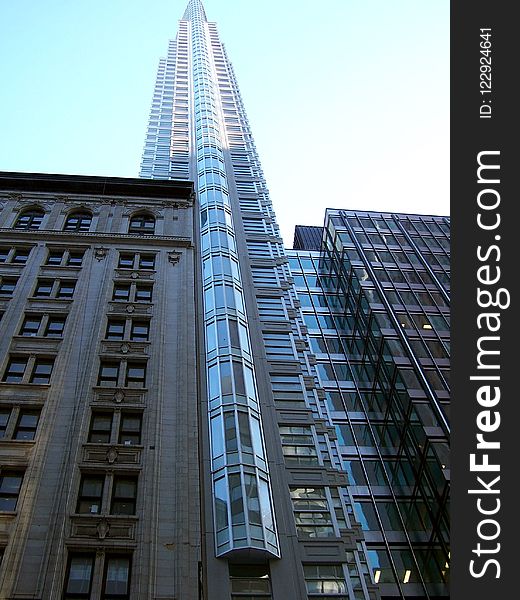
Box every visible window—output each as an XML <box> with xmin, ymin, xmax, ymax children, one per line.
<box><xmin>64</xmin><ymin>553</ymin><xmax>94</xmax><ymax>599</ymax></box>
<box><xmin>119</xmin><ymin>413</ymin><xmax>142</xmax><ymax>445</ymax></box>
<box><xmin>14</xmin><ymin>208</ymin><xmax>44</xmax><ymax>230</ymax></box>
<box><xmin>105</xmin><ymin>319</ymin><xmax>150</xmax><ymax>342</ymax></box>
<box><xmin>64</xmin><ymin>554</ymin><xmax>132</xmax><ymax>600</ymax></box>
<box><xmin>0</xmin><ymin>410</ymin><xmax>9</xmax><ymax>437</ymax></box>
<box><xmin>57</xmin><ymin>280</ymin><xmax>76</xmax><ymax>298</ymax></box>
<box><xmin>76</xmin><ymin>475</ymin><xmax>104</xmax><ymax>514</ymax></box>
<box><xmin>97</xmin><ymin>361</ymin><xmax>146</xmax><ymax>388</ymax></box>
<box><xmin>30</xmin><ymin>359</ymin><xmax>54</xmax><ymax>383</ymax></box>
<box><xmin>128</xmin><ymin>213</ymin><xmax>155</xmax><ymax>234</ymax></box>
<box><xmin>45</xmin><ymin>316</ymin><xmax>66</xmax><ymax>337</ymax></box>
<box><xmin>64</xmin><ymin>212</ymin><xmax>92</xmax><ymax>232</ymax></box>
<box><xmin>34</xmin><ymin>280</ymin><xmax>53</xmax><ymax>297</ymax></box>
<box><xmin>2</xmin><ymin>358</ymin><xmax>28</xmax><ymax>382</ymax></box>
<box><xmin>18</xmin><ymin>314</ymin><xmax>66</xmax><ymax>337</ymax></box>
<box><xmin>14</xmin><ymin>409</ymin><xmax>40</xmax><ymax>440</ymax></box>
<box><xmin>46</xmin><ymin>250</ymin><xmax>64</xmax><ymax>265</ymax></box>
<box><xmin>20</xmin><ymin>316</ymin><xmax>42</xmax><ymax>336</ymax></box>
<box><xmin>291</xmin><ymin>488</ymin><xmax>335</xmax><ymax>538</ymax></box>
<box><xmin>102</xmin><ymin>555</ymin><xmax>131</xmax><ymax>600</ymax></box>
<box><xmin>111</xmin><ymin>476</ymin><xmax>138</xmax><ymax>515</ymax></box>
<box><xmin>46</xmin><ymin>249</ymin><xmax>84</xmax><ymax>267</ymax></box>
<box><xmin>106</xmin><ymin>319</ymin><xmax>125</xmax><ymax>340</ymax></box>
<box><xmin>98</xmin><ymin>362</ymin><xmax>120</xmax><ymax>387</ymax></box>
<box><xmin>0</xmin><ymin>470</ymin><xmax>24</xmax><ymax>511</ymax></box>
<box><xmin>125</xmin><ymin>363</ymin><xmax>146</xmax><ymax>388</ymax></box>
<box><xmin>135</xmin><ymin>284</ymin><xmax>152</xmax><ymax>302</ymax></box>
<box><xmin>2</xmin><ymin>357</ymin><xmax>54</xmax><ymax>383</ymax></box>
<box><xmin>87</xmin><ymin>411</ymin><xmax>142</xmax><ymax>445</ymax></box>
<box><xmin>0</xmin><ymin>277</ymin><xmax>18</xmax><ymax>297</ymax></box>
<box><xmin>112</xmin><ymin>284</ymin><xmax>130</xmax><ymax>301</ymax></box>
<box><xmin>112</xmin><ymin>283</ymin><xmax>153</xmax><ymax>303</ymax></box>
<box><xmin>130</xmin><ymin>321</ymin><xmax>149</xmax><ymax>341</ymax></box>
<box><xmin>33</xmin><ymin>279</ymin><xmax>76</xmax><ymax>299</ymax></box>
<box><xmin>11</xmin><ymin>248</ymin><xmax>30</xmax><ymax>264</ymax></box>
<box><xmin>280</xmin><ymin>426</ymin><xmax>319</xmax><ymax>465</ymax></box>
<box><xmin>304</xmin><ymin>564</ymin><xmax>348</xmax><ymax>597</ymax></box>
<box><xmin>88</xmin><ymin>412</ymin><xmax>113</xmax><ymax>443</ymax></box>
<box><xmin>117</xmin><ymin>252</ymin><xmax>156</xmax><ymax>270</ymax></box>
<box><xmin>229</xmin><ymin>564</ymin><xmax>272</xmax><ymax>599</ymax></box>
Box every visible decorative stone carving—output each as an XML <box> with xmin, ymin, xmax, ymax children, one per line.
<box><xmin>113</xmin><ymin>389</ymin><xmax>125</xmax><ymax>403</ymax></box>
<box><xmin>94</xmin><ymin>247</ymin><xmax>108</xmax><ymax>261</ymax></box>
<box><xmin>126</xmin><ymin>305</ymin><xmax>135</xmax><ymax>314</ymax></box>
<box><xmin>130</xmin><ymin>271</ymin><xmax>139</xmax><ymax>279</ymax></box>
<box><xmin>107</xmin><ymin>447</ymin><xmax>119</xmax><ymax>464</ymax></box>
<box><xmin>168</xmin><ymin>251</ymin><xmax>182</xmax><ymax>265</ymax></box>
<box><xmin>97</xmin><ymin>520</ymin><xmax>110</xmax><ymax>540</ymax></box>
<box><xmin>120</xmin><ymin>343</ymin><xmax>130</xmax><ymax>354</ymax></box>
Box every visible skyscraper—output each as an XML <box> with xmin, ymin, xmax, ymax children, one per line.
<box><xmin>0</xmin><ymin>1</ymin><xmax>449</xmax><ymax>598</ymax></box>
<box><xmin>138</xmin><ymin>1</ymin><xmax>450</xmax><ymax>598</ymax></box>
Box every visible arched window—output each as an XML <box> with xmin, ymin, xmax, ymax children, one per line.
<box><xmin>129</xmin><ymin>213</ymin><xmax>155</xmax><ymax>234</ymax></box>
<box><xmin>14</xmin><ymin>208</ymin><xmax>45</xmax><ymax>230</ymax></box>
<box><xmin>64</xmin><ymin>211</ymin><xmax>92</xmax><ymax>232</ymax></box>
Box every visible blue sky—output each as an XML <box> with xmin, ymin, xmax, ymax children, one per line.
<box><xmin>0</xmin><ymin>0</ymin><xmax>449</xmax><ymax>245</ymax></box>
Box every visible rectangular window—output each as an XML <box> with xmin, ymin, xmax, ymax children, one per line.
<box><xmin>68</xmin><ymin>251</ymin><xmax>84</xmax><ymax>266</ymax></box>
<box><xmin>57</xmin><ymin>280</ymin><xmax>76</xmax><ymax>298</ymax></box>
<box><xmin>138</xmin><ymin>254</ymin><xmax>155</xmax><ymax>269</ymax></box>
<box><xmin>14</xmin><ymin>410</ymin><xmax>40</xmax><ymax>440</ymax></box>
<box><xmin>30</xmin><ymin>359</ymin><xmax>54</xmax><ymax>384</ymax></box>
<box><xmin>0</xmin><ymin>277</ymin><xmax>18</xmax><ymax>296</ymax></box>
<box><xmin>46</xmin><ymin>250</ymin><xmax>65</xmax><ymax>265</ymax></box>
<box><xmin>229</xmin><ymin>564</ymin><xmax>272</xmax><ymax>599</ymax></box>
<box><xmin>304</xmin><ymin>564</ymin><xmax>348</xmax><ymax>597</ymax></box>
<box><xmin>106</xmin><ymin>319</ymin><xmax>125</xmax><ymax>340</ymax></box>
<box><xmin>98</xmin><ymin>362</ymin><xmax>120</xmax><ymax>387</ymax></box>
<box><xmin>20</xmin><ymin>316</ymin><xmax>42</xmax><ymax>336</ymax></box>
<box><xmin>34</xmin><ymin>280</ymin><xmax>53</xmax><ymax>297</ymax></box>
<box><xmin>0</xmin><ymin>410</ymin><xmax>10</xmax><ymax>438</ymax></box>
<box><xmin>77</xmin><ymin>475</ymin><xmax>104</xmax><ymax>514</ymax></box>
<box><xmin>88</xmin><ymin>412</ymin><xmax>113</xmax><ymax>443</ymax></box>
<box><xmin>290</xmin><ymin>487</ymin><xmax>335</xmax><ymax>538</ymax></box>
<box><xmin>11</xmin><ymin>249</ymin><xmax>29</xmax><ymax>264</ymax></box>
<box><xmin>130</xmin><ymin>321</ymin><xmax>149</xmax><ymax>341</ymax></box>
<box><xmin>125</xmin><ymin>363</ymin><xmax>146</xmax><ymax>388</ymax></box>
<box><xmin>102</xmin><ymin>555</ymin><xmax>131</xmax><ymax>600</ymax></box>
<box><xmin>111</xmin><ymin>477</ymin><xmax>138</xmax><ymax>515</ymax></box>
<box><xmin>135</xmin><ymin>284</ymin><xmax>152</xmax><ymax>302</ymax></box>
<box><xmin>64</xmin><ymin>553</ymin><xmax>95</xmax><ymax>599</ymax></box>
<box><xmin>45</xmin><ymin>316</ymin><xmax>66</xmax><ymax>337</ymax></box>
<box><xmin>118</xmin><ymin>254</ymin><xmax>135</xmax><ymax>269</ymax></box>
<box><xmin>113</xmin><ymin>284</ymin><xmax>131</xmax><ymax>301</ymax></box>
<box><xmin>119</xmin><ymin>413</ymin><xmax>142</xmax><ymax>446</ymax></box>
<box><xmin>0</xmin><ymin>470</ymin><xmax>24</xmax><ymax>511</ymax></box>
<box><xmin>2</xmin><ymin>358</ymin><xmax>28</xmax><ymax>382</ymax></box>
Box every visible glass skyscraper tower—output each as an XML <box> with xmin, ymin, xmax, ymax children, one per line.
<box><xmin>137</xmin><ymin>1</ymin><xmax>450</xmax><ymax>599</ymax></box>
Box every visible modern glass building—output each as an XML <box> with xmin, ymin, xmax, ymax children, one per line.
<box><xmin>0</xmin><ymin>1</ymin><xmax>449</xmax><ymax>598</ymax></box>
<box><xmin>137</xmin><ymin>0</ymin><xmax>450</xmax><ymax>597</ymax></box>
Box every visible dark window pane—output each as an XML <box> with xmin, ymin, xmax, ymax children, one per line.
<box><xmin>113</xmin><ymin>285</ymin><xmax>130</xmax><ymax>301</ymax></box>
<box><xmin>3</xmin><ymin>358</ymin><xmax>27</xmax><ymax>382</ymax></box>
<box><xmin>34</xmin><ymin>280</ymin><xmax>53</xmax><ymax>297</ymax></box>
<box><xmin>20</xmin><ymin>316</ymin><xmax>42</xmax><ymax>336</ymax></box>
<box><xmin>45</xmin><ymin>317</ymin><xmax>66</xmax><ymax>337</ymax></box>
<box><xmin>65</xmin><ymin>554</ymin><xmax>94</xmax><ymax>596</ymax></box>
<box><xmin>31</xmin><ymin>359</ymin><xmax>54</xmax><ymax>384</ymax></box>
<box><xmin>46</xmin><ymin>251</ymin><xmax>64</xmax><ymax>265</ymax></box>
<box><xmin>14</xmin><ymin>410</ymin><xmax>40</xmax><ymax>440</ymax></box>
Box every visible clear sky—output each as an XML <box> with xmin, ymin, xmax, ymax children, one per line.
<box><xmin>0</xmin><ymin>0</ymin><xmax>449</xmax><ymax>246</ymax></box>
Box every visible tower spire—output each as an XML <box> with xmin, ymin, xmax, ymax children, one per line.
<box><xmin>182</xmin><ymin>0</ymin><xmax>207</xmax><ymax>21</ymax></box>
